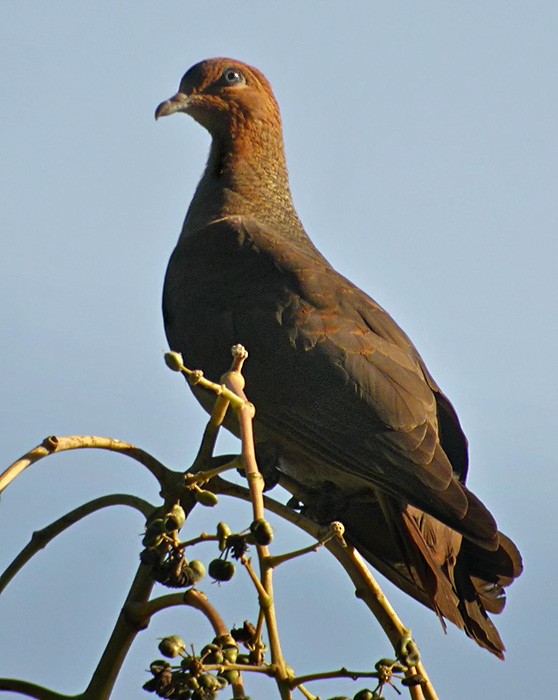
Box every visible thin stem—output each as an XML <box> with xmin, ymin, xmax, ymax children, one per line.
<box><xmin>297</xmin><ymin>684</ymin><xmax>318</xmax><ymax>700</ymax></box>
<box><xmin>0</xmin><ymin>679</ymin><xmax>76</xmax><ymax>699</ymax></box>
<box><xmin>192</xmin><ymin>394</ymin><xmax>232</xmax><ymax>469</ymax></box>
<box><xmin>0</xmin><ymin>436</ymin><xmax>170</xmax><ymax>495</ymax></box>
<box><xmin>177</xmin><ymin>532</ymin><xmax>218</xmax><ymax>549</ymax></box>
<box><xmin>290</xmin><ymin>667</ymin><xmax>380</xmax><ymax>687</ymax></box>
<box><xmin>210</xmin><ymin>476</ymin><xmax>437</xmax><ymax>700</ymax></box>
<box><xmin>186</xmin><ymin>456</ymin><xmax>243</xmax><ymax>485</ymax></box>
<box><xmin>265</xmin><ymin>542</ymin><xmax>322</xmax><ymax>569</ymax></box>
<box><xmin>0</xmin><ymin>494</ymin><xmax>153</xmax><ymax>595</ymax></box>
<box><xmin>221</xmin><ymin>353</ymin><xmax>291</xmax><ymax>700</ymax></box>
<box><xmin>81</xmin><ymin>564</ymin><xmax>154</xmax><ymax>700</ymax></box>
<box><xmin>241</xmin><ymin>556</ymin><xmax>271</xmax><ymax>602</ymax></box>
<box><xmin>128</xmin><ymin>588</ymin><xmax>229</xmax><ymax>637</ymax></box>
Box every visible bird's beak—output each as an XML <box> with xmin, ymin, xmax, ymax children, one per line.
<box><xmin>155</xmin><ymin>92</ymin><xmax>190</xmax><ymax>120</ymax></box>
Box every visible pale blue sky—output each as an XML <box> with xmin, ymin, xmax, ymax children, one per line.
<box><xmin>1</xmin><ymin>3</ymin><xmax>556</xmax><ymax>699</ymax></box>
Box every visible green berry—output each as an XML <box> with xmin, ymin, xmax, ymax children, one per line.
<box><xmin>250</xmin><ymin>518</ymin><xmax>274</xmax><ymax>546</ymax></box>
<box><xmin>158</xmin><ymin>635</ymin><xmax>186</xmax><ymax>658</ymax></box>
<box><xmin>208</xmin><ymin>559</ymin><xmax>235</xmax><ymax>582</ymax></box>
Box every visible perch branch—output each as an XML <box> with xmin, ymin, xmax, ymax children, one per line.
<box><xmin>0</xmin><ymin>436</ymin><xmax>171</xmax><ymax>495</ymax></box>
<box><xmin>210</xmin><ymin>475</ymin><xmax>436</xmax><ymax>700</ymax></box>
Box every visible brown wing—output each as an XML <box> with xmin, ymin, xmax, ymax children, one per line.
<box><xmin>164</xmin><ymin>215</ymin><xmax>496</xmax><ymax>547</ymax></box>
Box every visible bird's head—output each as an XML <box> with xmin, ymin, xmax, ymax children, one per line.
<box><xmin>155</xmin><ymin>58</ymin><xmax>282</xmax><ymax>140</ymax></box>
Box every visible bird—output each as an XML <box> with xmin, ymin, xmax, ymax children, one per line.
<box><xmin>155</xmin><ymin>58</ymin><xmax>522</xmax><ymax>658</ymax></box>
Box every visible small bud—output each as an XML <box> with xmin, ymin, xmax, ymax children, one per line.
<box><xmin>198</xmin><ymin>673</ymin><xmax>222</xmax><ymax>690</ymax></box>
<box><xmin>185</xmin><ymin>675</ymin><xmax>199</xmax><ymax>690</ymax></box>
<box><xmin>142</xmin><ymin>531</ymin><xmax>165</xmax><ymax>549</ymax></box>
<box><xmin>353</xmin><ymin>691</ymin><xmax>375</xmax><ymax>700</ymax></box>
<box><xmin>401</xmin><ymin>674</ymin><xmax>426</xmax><ymax>687</ymax></box>
<box><xmin>202</xmin><ymin>646</ymin><xmax>224</xmax><ymax>664</ymax></box>
<box><xmin>214</xmin><ymin>633</ymin><xmax>237</xmax><ymax>649</ymax></box>
<box><xmin>217</xmin><ymin>522</ymin><xmax>232</xmax><ymax>551</ymax></box>
<box><xmin>164</xmin><ymin>504</ymin><xmax>186</xmax><ymax>531</ymax></box>
<box><xmin>218</xmin><ymin>669</ymin><xmax>240</xmax><ymax>684</ymax></box>
<box><xmin>149</xmin><ymin>660</ymin><xmax>171</xmax><ymax>676</ymax></box>
<box><xmin>194</xmin><ymin>489</ymin><xmax>219</xmax><ymax>507</ymax></box>
<box><xmin>164</xmin><ymin>351</ymin><xmax>184</xmax><ymax>372</ymax></box>
<box><xmin>328</xmin><ymin>520</ymin><xmax>345</xmax><ymax>539</ymax></box>
<box><xmin>187</xmin><ymin>560</ymin><xmax>206</xmax><ymax>582</ymax></box>
<box><xmin>222</xmin><ymin>645</ymin><xmax>239</xmax><ymax>663</ymax></box>
<box><xmin>375</xmin><ymin>658</ymin><xmax>396</xmax><ymax>671</ymax></box>
<box><xmin>158</xmin><ymin>635</ymin><xmax>186</xmax><ymax>658</ymax></box>
<box><xmin>250</xmin><ymin>518</ymin><xmax>274</xmax><ymax>546</ymax></box>
<box><xmin>208</xmin><ymin>559</ymin><xmax>235</xmax><ymax>581</ymax></box>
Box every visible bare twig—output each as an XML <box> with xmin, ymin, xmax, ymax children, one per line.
<box><xmin>0</xmin><ymin>436</ymin><xmax>170</xmax><ymax>494</ymax></box>
<box><xmin>221</xmin><ymin>346</ymin><xmax>292</xmax><ymax>700</ymax></box>
<box><xmin>210</xmin><ymin>475</ymin><xmax>437</xmax><ymax>700</ymax></box>
<box><xmin>127</xmin><ymin>588</ymin><xmax>229</xmax><ymax>637</ymax></box>
<box><xmin>0</xmin><ymin>679</ymin><xmax>74</xmax><ymax>700</ymax></box>
<box><xmin>81</xmin><ymin>564</ymin><xmax>154</xmax><ymax>700</ymax></box>
<box><xmin>0</xmin><ymin>493</ymin><xmax>153</xmax><ymax>594</ymax></box>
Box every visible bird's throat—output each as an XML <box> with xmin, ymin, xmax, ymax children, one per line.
<box><xmin>184</xmin><ymin>126</ymin><xmax>305</xmax><ymax>238</ymax></box>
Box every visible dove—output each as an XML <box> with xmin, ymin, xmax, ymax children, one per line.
<box><xmin>156</xmin><ymin>58</ymin><xmax>522</xmax><ymax>657</ymax></box>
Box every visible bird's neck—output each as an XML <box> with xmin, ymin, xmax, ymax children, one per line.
<box><xmin>183</xmin><ymin>123</ymin><xmax>308</xmax><ymax>241</ymax></box>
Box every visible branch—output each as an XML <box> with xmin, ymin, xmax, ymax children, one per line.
<box><xmin>128</xmin><ymin>588</ymin><xmax>229</xmax><ymax>638</ymax></box>
<box><xmin>0</xmin><ymin>436</ymin><xmax>172</xmax><ymax>495</ymax></box>
<box><xmin>0</xmin><ymin>494</ymin><xmax>153</xmax><ymax>595</ymax></box>
<box><xmin>210</xmin><ymin>476</ymin><xmax>437</xmax><ymax>700</ymax></box>
<box><xmin>221</xmin><ymin>346</ymin><xmax>292</xmax><ymax>700</ymax></box>
<box><xmin>81</xmin><ymin>564</ymin><xmax>155</xmax><ymax>700</ymax></box>
<box><xmin>0</xmin><ymin>679</ymin><xmax>75</xmax><ymax>700</ymax></box>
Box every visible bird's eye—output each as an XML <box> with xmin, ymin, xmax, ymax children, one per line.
<box><xmin>222</xmin><ymin>68</ymin><xmax>245</xmax><ymax>85</ymax></box>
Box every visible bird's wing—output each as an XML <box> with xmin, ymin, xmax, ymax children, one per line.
<box><xmin>164</xmin><ymin>215</ymin><xmax>496</xmax><ymax>545</ymax></box>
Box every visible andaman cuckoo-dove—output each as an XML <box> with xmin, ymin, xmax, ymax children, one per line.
<box><xmin>156</xmin><ymin>58</ymin><xmax>522</xmax><ymax>658</ymax></box>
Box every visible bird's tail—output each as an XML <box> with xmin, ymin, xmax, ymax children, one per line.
<box><xmin>339</xmin><ymin>491</ymin><xmax>523</xmax><ymax>658</ymax></box>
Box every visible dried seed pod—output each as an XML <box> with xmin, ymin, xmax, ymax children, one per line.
<box><xmin>230</xmin><ymin>620</ymin><xmax>256</xmax><ymax>644</ymax></box>
<box><xmin>226</xmin><ymin>533</ymin><xmax>249</xmax><ymax>559</ymax></box>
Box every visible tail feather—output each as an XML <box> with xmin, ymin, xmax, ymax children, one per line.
<box><xmin>334</xmin><ymin>492</ymin><xmax>521</xmax><ymax>658</ymax></box>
